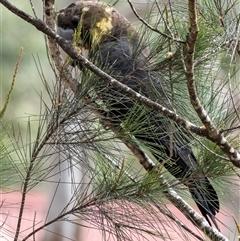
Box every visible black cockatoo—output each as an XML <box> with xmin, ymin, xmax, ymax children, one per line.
<box><xmin>57</xmin><ymin>1</ymin><xmax>219</xmax><ymax>229</ymax></box>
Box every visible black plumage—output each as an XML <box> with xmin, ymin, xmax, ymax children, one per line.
<box><xmin>57</xmin><ymin>1</ymin><xmax>219</xmax><ymax>229</ymax></box>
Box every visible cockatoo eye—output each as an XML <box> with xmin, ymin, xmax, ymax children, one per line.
<box><xmin>71</xmin><ymin>15</ymin><xmax>80</xmax><ymax>27</ymax></box>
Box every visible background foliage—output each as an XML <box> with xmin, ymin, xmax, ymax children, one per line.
<box><xmin>1</xmin><ymin>1</ymin><xmax>240</xmax><ymax>241</ymax></box>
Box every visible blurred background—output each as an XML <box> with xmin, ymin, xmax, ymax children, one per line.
<box><xmin>1</xmin><ymin>1</ymin><xmax>239</xmax><ymax>241</ymax></box>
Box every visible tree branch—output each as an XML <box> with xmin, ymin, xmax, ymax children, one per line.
<box><xmin>109</xmin><ymin>139</ymin><xmax>228</xmax><ymax>240</ymax></box>
<box><xmin>42</xmin><ymin>1</ymin><xmax>228</xmax><ymax>239</ymax></box>
<box><xmin>1</xmin><ymin>0</ymin><xmax>240</xmax><ymax>168</ymax></box>
<box><xmin>0</xmin><ymin>0</ymin><xmax>235</xmax><ymax>239</ymax></box>
<box><xmin>1</xmin><ymin>0</ymin><xmax>240</xmax><ymax>166</ymax></box>
<box><xmin>184</xmin><ymin>0</ymin><xmax>240</xmax><ymax>167</ymax></box>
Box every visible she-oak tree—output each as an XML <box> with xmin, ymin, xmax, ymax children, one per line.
<box><xmin>0</xmin><ymin>0</ymin><xmax>240</xmax><ymax>241</ymax></box>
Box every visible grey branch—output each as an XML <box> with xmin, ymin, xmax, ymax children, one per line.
<box><xmin>1</xmin><ymin>0</ymin><xmax>239</xmax><ymax>163</ymax></box>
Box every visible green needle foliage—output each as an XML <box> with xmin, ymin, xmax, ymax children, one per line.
<box><xmin>1</xmin><ymin>0</ymin><xmax>240</xmax><ymax>241</ymax></box>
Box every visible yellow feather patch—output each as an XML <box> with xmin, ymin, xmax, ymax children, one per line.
<box><xmin>82</xmin><ymin>6</ymin><xmax>89</xmax><ymax>12</ymax></box>
<box><xmin>90</xmin><ymin>6</ymin><xmax>113</xmax><ymax>46</ymax></box>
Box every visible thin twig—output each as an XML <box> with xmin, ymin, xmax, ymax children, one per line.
<box><xmin>44</xmin><ymin>0</ymin><xmax>77</xmax><ymax>92</ymax></box>
<box><xmin>0</xmin><ymin>47</ymin><xmax>23</xmax><ymax>119</ymax></box>
<box><xmin>126</xmin><ymin>0</ymin><xmax>185</xmax><ymax>44</ymax></box>
<box><xmin>232</xmin><ymin>214</ymin><xmax>240</xmax><ymax>240</ymax></box>
<box><xmin>226</xmin><ymin>20</ymin><xmax>240</xmax><ymax>122</ymax></box>
<box><xmin>29</xmin><ymin>0</ymin><xmax>37</xmax><ymax>18</ymax></box>
<box><xmin>152</xmin><ymin>201</ymin><xmax>205</xmax><ymax>241</ymax></box>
